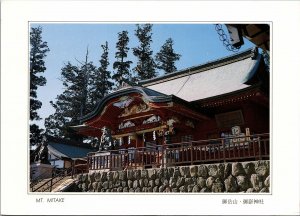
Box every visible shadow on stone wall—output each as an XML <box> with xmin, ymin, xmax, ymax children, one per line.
<box><xmin>71</xmin><ymin>160</ymin><xmax>270</xmax><ymax>193</ymax></box>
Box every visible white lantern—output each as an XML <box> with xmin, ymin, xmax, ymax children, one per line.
<box><xmin>153</xmin><ymin>131</ymin><xmax>156</xmax><ymax>141</ymax></box>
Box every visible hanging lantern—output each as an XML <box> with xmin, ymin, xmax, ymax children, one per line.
<box><xmin>119</xmin><ymin>137</ymin><xmax>123</xmax><ymax>146</ymax></box>
<box><xmin>153</xmin><ymin>131</ymin><xmax>156</xmax><ymax>141</ymax></box>
<box><xmin>128</xmin><ymin>136</ymin><xmax>131</xmax><ymax>144</ymax></box>
<box><xmin>143</xmin><ymin>133</ymin><xmax>145</xmax><ymax>142</ymax></box>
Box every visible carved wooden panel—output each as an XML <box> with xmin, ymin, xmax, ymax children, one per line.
<box><xmin>119</xmin><ymin>103</ymin><xmax>150</xmax><ymax>117</ymax></box>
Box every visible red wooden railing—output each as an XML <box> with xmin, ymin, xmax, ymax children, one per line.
<box><xmin>87</xmin><ymin>133</ymin><xmax>269</xmax><ymax>171</ymax></box>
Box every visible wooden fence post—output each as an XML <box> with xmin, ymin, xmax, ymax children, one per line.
<box><xmin>71</xmin><ymin>160</ymin><xmax>74</xmax><ymax>179</ymax></box>
<box><xmin>258</xmin><ymin>137</ymin><xmax>262</xmax><ymax>160</ymax></box>
<box><xmin>190</xmin><ymin>142</ymin><xmax>193</xmax><ymax>165</ymax></box>
<box><xmin>49</xmin><ymin>170</ymin><xmax>54</xmax><ymax>192</ymax></box>
<box><xmin>222</xmin><ymin>139</ymin><xmax>226</xmax><ymax>163</ymax></box>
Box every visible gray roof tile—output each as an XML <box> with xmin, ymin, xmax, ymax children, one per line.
<box><xmin>144</xmin><ymin>52</ymin><xmax>261</xmax><ymax>102</ymax></box>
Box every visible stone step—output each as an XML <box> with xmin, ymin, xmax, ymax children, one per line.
<box><xmin>31</xmin><ymin>176</ymin><xmax>72</xmax><ymax>192</ymax></box>
<box><xmin>30</xmin><ymin>178</ymin><xmax>52</xmax><ymax>192</ymax></box>
<box><xmin>52</xmin><ymin>177</ymin><xmax>75</xmax><ymax>192</ymax></box>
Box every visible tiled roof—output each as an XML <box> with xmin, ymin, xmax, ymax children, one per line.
<box><xmin>48</xmin><ymin>141</ymin><xmax>91</xmax><ymax>160</ymax></box>
<box><xmin>141</xmin><ymin>48</ymin><xmax>262</xmax><ymax>102</ymax></box>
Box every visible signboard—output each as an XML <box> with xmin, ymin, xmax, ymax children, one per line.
<box><xmin>215</xmin><ymin>110</ymin><xmax>244</xmax><ymax>129</ymax></box>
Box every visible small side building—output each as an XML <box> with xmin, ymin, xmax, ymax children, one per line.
<box><xmin>47</xmin><ymin>137</ymin><xmax>94</xmax><ymax>174</ymax></box>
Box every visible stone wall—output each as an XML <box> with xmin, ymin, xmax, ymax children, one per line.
<box><xmin>72</xmin><ymin>160</ymin><xmax>270</xmax><ymax>193</ymax></box>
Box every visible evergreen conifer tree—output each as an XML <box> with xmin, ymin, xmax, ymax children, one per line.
<box><xmin>30</xmin><ymin>26</ymin><xmax>50</xmax><ymax>146</ymax></box>
<box><xmin>262</xmin><ymin>50</ymin><xmax>270</xmax><ymax>72</ymax></box>
<box><xmin>132</xmin><ymin>24</ymin><xmax>156</xmax><ymax>80</ymax></box>
<box><xmin>45</xmin><ymin>50</ymin><xmax>96</xmax><ymax>140</ymax></box>
<box><xmin>155</xmin><ymin>38</ymin><xmax>181</xmax><ymax>74</ymax></box>
<box><xmin>89</xmin><ymin>41</ymin><xmax>113</xmax><ymax>108</ymax></box>
<box><xmin>112</xmin><ymin>31</ymin><xmax>132</xmax><ymax>87</ymax></box>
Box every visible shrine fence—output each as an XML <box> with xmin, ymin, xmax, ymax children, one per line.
<box><xmin>87</xmin><ymin>133</ymin><xmax>270</xmax><ymax>171</ymax></box>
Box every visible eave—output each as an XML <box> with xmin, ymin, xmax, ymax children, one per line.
<box><xmin>193</xmin><ymin>83</ymin><xmax>267</xmax><ymax>108</ymax></box>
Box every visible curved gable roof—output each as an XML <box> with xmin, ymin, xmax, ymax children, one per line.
<box><xmin>79</xmin><ymin>86</ymin><xmax>183</xmax><ymax>122</ymax></box>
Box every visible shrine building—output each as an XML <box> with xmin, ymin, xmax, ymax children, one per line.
<box><xmin>71</xmin><ymin>47</ymin><xmax>270</xmax><ymax>171</ymax></box>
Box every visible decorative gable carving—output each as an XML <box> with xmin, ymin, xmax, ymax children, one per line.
<box><xmin>113</xmin><ymin>96</ymin><xmax>133</xmax><ymax>108</ymax></box>
<box><xmin>143</xmin><ymin>115</ymin><xmax>161</xmax><ymax>124</ymax></box>
<box><xmin>118</xmin><ymin>121</ymin><xmax>135</xmax><ymax>129</ymax></box>
<box><xmin>119</xmin><ymin>103</ymin><xmax>150</xmax><ymax>117</ymax></box>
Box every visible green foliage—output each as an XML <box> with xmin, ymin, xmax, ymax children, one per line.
<box><xmin>155</xmin><ymin>38</ymin><xmax>181</xmax><ymax>74</ymax></box>
<box><xmin>132</xmin><ymin>24</ymin><xmax>156</xmax><ymax>80</ymax></box>
<box><xmin>262</xmin><ymin>50</ymin><xmax>270</xmax><ymax>72</ymax></box>
<box><xmin>30</xmin><ymin>124</ymin><xmax>45</xmax><ymax>146</ymax></box>
<box><xmin>112</xmin><ymin>31</ymin><xmax>132</xmax><ymax>87</ymax></box>
<box><xmin>45</xmin><ymin>57</ymin><xmax>96</xmax><ymax>139</ymax></box>
<box><xmin>30</xmin><ymin>26</ymin><xmax>49</xmax><ymax>145</ymax></box>
<box><xmin>30</xmin><ymin>26</ymin><xmax>49</xmax><ymax>121</ymax></box>
<box><xmin>89</xmin><ymin>41</ymin><xmax>113</xmax><ymax>108</ymax></box>
<box><xmin>45</xmin><ymin>44</ymin><xmax>113</xmax><ymax>140</ymax></box>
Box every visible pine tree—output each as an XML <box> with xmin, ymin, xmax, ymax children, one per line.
<box><xmin>112</xmin><ymin>31</ymin><xmax>132</xmax><ymax>87</ymax></box>
<box><xmin>132</xmin><ymin>24</ymin><xmax>156</xmax><ymax>80</ymax></box>
<box><xmin>44</xmin><ymin>63</ymin><xmax>80</xmax><ymax>138</ymax></box>
<box><xmin>78</xmin><ymin>49</ymin><xmax>97</xmax><ymax>116</ymax></box>
<box><xmin>155</xmin><ymin>38</ymin><xmax>181</xmax><ymax>74</ymax></box>
<box><xmin>30</xmin><ymin>26</ymin><xmax>49</xmax><ymax>146</ymax></box>
<box><xmin>262</xmin><ymin>50</ymin><xmax>270</xmax><ymax>72</ymax></box>
<box><xmin>45</xmin><ymin>51</ymin><xmax>96</xmax><ymax>139</ymax></box>
<box><xmin>89</xmin><ymin>41</ymin><xmax>113</xmax><ymax>108</ymax></box>
<box><xmin>30</xmin><ymin>124</ymin><xmax>45</xmax><ymax>146</ymax></box>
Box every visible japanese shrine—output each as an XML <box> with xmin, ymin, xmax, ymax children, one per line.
<box><xmin>71</xmin><ymin>47</ymin><xmax>270</xmax><ymax>171</ymax></box>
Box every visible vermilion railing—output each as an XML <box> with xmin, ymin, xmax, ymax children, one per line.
<box><xmin>87</xmin><ymin>133</ymin><xmax>269</xmax><ymax>171</ymax></box>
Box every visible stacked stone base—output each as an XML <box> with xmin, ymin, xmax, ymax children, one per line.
<box><xmin>73</xmin><ymin>160</ymin><xmax>270</xmax><ymax>193</ymax></box>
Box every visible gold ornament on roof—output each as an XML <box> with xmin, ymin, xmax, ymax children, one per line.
<box><xmin>119</xmin><ymin>103</ymin><xmax>150</xmax><ymax>117</ymax></box>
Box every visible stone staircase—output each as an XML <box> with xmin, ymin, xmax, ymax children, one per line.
<box><xmin>30</xmin><ymin>176</ymin><xmax>73</xmax><ymax>192</ymax></box>
<box><xmin>52</xmin><ymin>177</ymin><xmax>76</xmax><ymax>192</ymax></box>
<box><xmin>30</xmin><ymin>167</ymin><xmax>74</xmax><ymax>192</ymax></box>
<box><xmin>30</xmin><ymin>177</ymin><xmax>52</xmax><ymax>192</ymax></box>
